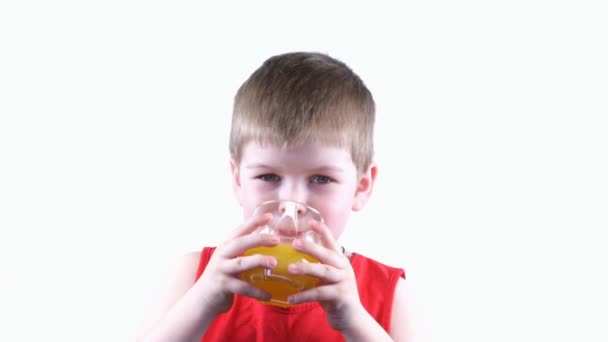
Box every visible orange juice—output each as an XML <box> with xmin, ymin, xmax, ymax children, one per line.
<box><xmin>241</xmin><ymin>242</ymin><xmax>320</xmax><ymax>307</ymax></box>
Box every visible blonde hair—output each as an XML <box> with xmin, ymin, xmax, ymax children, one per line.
<box><xmin>229</xmin><ymin>52</ymin><xmax>375</xmax><ymax>173</ymax></box>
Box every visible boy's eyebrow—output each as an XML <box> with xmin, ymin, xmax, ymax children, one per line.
<box><xmin>244</xmin><ymin>163</ymin><xmax>275</xmax><ymax>169</ymax></box>
<box><xmin>245</xmin><ymin>163</ymin><xmax>345</xmax><ymax>173</ymax></box>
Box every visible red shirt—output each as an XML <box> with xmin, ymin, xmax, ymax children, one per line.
<box><xmin>196</xmin><ymin>247</ymin><xmax>405</xmax><ymax>341</ymax></box>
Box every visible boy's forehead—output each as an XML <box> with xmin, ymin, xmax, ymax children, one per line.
<box><xmin>240</xmin><ymin>141</ymin><xmax>355</xmax><ymax>168</ymax></box>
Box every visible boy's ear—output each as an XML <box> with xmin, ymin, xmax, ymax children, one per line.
<box><xmin>352</xmin><ymin>162</ymin><xmax>378</xmax><ymax>211</ymax></box>
<box><xmin>230</xmin><ymin>159</ymin><xmax>243</xmax><ymax>206</ymax></box>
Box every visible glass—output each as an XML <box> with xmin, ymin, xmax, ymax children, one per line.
<box><xmin>240</xmin><ymin>200</ymin><xmax>323</xmax><ymax>307</ymax></box>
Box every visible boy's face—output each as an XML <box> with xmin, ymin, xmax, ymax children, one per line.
<box><xmin>231</xmin><ymin>141</ymin><xmax>376</xmax><ymax>240</ymax></box>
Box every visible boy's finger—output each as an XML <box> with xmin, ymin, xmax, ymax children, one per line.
<box><xmin>287</xmin><ymin>261</ymin><xmax>342</xmax><ymax>283</ymax></box>
<box><xmin>225</xmin><ymin>213</ymin><xmax>272</xmax><ymax>241</ymax></box>
<box><xmin>226</xmin><ymin>278</ymin><xmax>272</xmax><ymax>302</ymax></box>
<box><xmin>292</xmin><ymin>237</ymin><xmax>347</xmax><ymax>269</ymax></box>
<box><xmin>287</xmin><ymin>284</ymin><xmax>336</xmax><ymax>305</ymax></box>
<box><xmin>222</xmin><ymin>254</ymin><xmax>277</xmax><ymax>274</ymax></box>
<box><xmin>308</xmin><ymin>220</ymin><xmax>342</xmax><ymax>254</ymax></box>
<box><xmin>220</xmin><ymin>231</ymin><xmax>279</xmax><ymax>259</ymax></box>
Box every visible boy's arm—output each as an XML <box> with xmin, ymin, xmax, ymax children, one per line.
<box><xmin>340</xmin><ymin>278</ymin><xmax>422</xmax><ymax>342</ymax></box>
<box><xmin>389</xmin><ymin>277</ymin><xmax>428</xmax><ymax>342</ymax></box>
<box><xmin>133</xmin><ymin>252</ymin><xmax>216</xmax><ymax>342</ymax></box>
<box><xmin>133</xmin><ymin>214</ymin><xmax>278</xmax><ymax>342</ymax></box>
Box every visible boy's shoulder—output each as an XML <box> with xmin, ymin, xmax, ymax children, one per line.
<box><xmin>349</xmin><ymin>252</ymin><xmax>407</xmax><ymax>334</ymax></box>
<box><xmin>174</xmin><ymin>250</ymin><xmax>202</xmax><ymax>281</ymax></box>
<box><xmin>350</xmin><ymin>252</ymin><xmax>406</xmax><ymax>280</ymax></box>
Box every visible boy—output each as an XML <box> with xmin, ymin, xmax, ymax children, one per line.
<box><xmin>138</xmin><ymin>52</ymin><xmax>415</xmax><ymax>341</ymax></box>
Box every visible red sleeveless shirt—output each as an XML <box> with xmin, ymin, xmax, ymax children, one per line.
<box><xmin>195</xmin><ymin>247</ymin><xmax>405</xmax><ymax>341</ymax></box>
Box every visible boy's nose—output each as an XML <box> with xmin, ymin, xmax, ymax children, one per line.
<box><xmin>275</xmin><ymin>201</ymin><xmax>308</xmax><ymax>236</ymax></box>
<box><xmin>278</xmin><ymin>201</ymin><xmax>308</xmax><ymax>216</ymax></box>
<box><xmin>278</xmin><ymin>183</ymin><xmax>308</xmax><ymax>207</ymax></box>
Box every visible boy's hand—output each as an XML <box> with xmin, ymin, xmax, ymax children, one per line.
<box><xmin>286</xmin><ymin>220</ymin><xmax>367</xmax><ymax>333</ymax></box>
<box><xmin>194</xmin><ymin>213</ymin><xmax>280</xmax><ymax>315</ymax></box>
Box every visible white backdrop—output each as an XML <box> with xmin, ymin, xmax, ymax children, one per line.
<box><xmin>1</xmin><ymin>1</ymin><xmax>607</xmax><ymax>341</ymax></box>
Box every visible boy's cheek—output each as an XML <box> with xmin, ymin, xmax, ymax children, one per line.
<box><xmin>323</xmin><ymin>215</ymin><xmax>349</xmax><ymax>240</ymax></box>
<box><xmin>239</xmin><ymin>196</ymin><xmax>272</xmax><ymax>218</ymax></box>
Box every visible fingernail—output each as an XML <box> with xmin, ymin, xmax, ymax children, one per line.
<box><xmin>288</xmin><ymin>263</ymin><xmax>298</xmax><ymax>273</ymax></box>
<box><xmin>268</xmin><ymin>258</ymin><xmax>277</xmax><ymax>268</ymax></box>
<box><xmin>288</xmin><ymin>296</ymin><xmax>295</xmax><ymax>303</ymax></box>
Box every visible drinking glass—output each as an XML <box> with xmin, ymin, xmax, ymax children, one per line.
<box><xmin>240</xmin><ymin>200</ymin><xmax>323</xmax><ymax>307</ymax></box>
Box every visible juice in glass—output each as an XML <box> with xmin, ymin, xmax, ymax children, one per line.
<box><xmin>241</xmin><ymin>242</ymin><xmax>320</xmax><ymax>307</ymax></box>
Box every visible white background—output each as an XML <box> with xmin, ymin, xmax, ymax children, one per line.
<box><xmin>1</xmin><ymin>1</ymin><xmax>607</xmax><ymax>341</ymax></box>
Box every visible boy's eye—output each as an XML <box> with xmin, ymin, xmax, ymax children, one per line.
<box><xmin>258</xmin><ymin>174</ymin><xmax>281</xmax><ymax>182</ymax></box>
<box><xmin>310</xmin><ymin>175</ymin><xmax>332</xmax><ymax>184</ymax></box>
